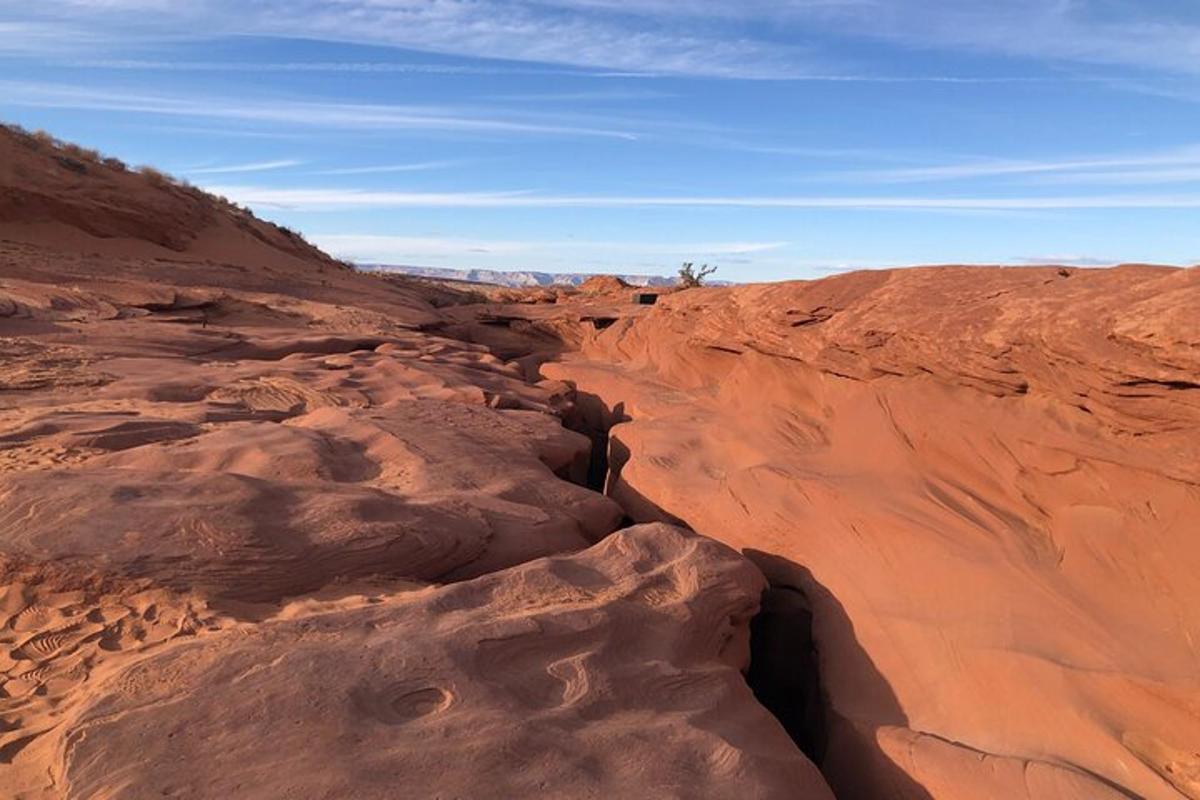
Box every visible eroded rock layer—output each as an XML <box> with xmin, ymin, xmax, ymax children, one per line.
<box><xmin>2</xmin><ymin>127</ymin><xmax>830</xmax><ymax>798</ymax></box>
<box><xmin>5</xmin><ymin>123</ymin><xmax>1197</xmax><ymax>800</ymax></box>
<box><xmin>56</xmin><ymin>524</ymin><xmax>832</xmax><ymax>800</ymax></box>
<box><xmin>545</xmin><ymin>266</ymin><xmax>1200</xmax><ymax>800</ymax></box>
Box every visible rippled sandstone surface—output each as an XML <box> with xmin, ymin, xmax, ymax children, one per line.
<box><xmin>545</xmin><ymin>265</ymin><xmax>1200</xmax><ymax>799</ymax></box>
<box><xmin>2</xmin><ymin>123</ymin><xmax>1198</xmax><ymax>799</ymax></box>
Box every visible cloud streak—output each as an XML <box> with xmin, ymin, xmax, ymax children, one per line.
<box><xmin>204</xmin><ymin>185</ymin><xmax>1200</xmax><ymax>211</ymax></box>
<box><xmin>309</xmin><ymin>161</ymin><xmax>466</xmax><ymax>176</ymax></box>
<box><xmin>0</xmin><ymin>80</ymin><xmax>640</xmax><ymax>140</ymax></box>
<box><xmin>184</xmin><ymin>159</ymin><xmax>302</xmax><ymax>175</ymax></box>
<box><xmin>819</xmin><ymin>144</ymin><xmax>1200</xmax><ymax>185</ymax></box>
<box><xmin>55</xmin><ymin>59</ymin><xmax>636</xmax><ymax>78</ymax></box>
<box><xmin>23</xmin><ymin>1</ymin><xmax>814</xmax><ymax>79</ymax></box>
<box><xmin>312</xmin><ymin>234</ymin><xmax>790</xmax><ymax>261</ymax></box>
<box><xmin>50</xmin><ymin>58</ymin><xmax>1097</xmax><ymax>85</ymax></box>
<box><xmin>21</xmin><ymin>0</ymin><xmax>1200</xmax><ymax>78</ymax></box>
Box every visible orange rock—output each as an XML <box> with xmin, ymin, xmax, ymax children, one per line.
<box><xmin>546</xmin><ymin>265</ymin><xmax>1200</xmax><ymax>800</ymax></box>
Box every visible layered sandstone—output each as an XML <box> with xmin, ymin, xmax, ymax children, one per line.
<box><xmin>545</xmin><ymin>266</ymin><xmax>1200</xmax><ymax>800</ymax></box>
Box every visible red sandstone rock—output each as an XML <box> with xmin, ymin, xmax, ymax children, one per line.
<box><xmin>545</xmin><ymin>266</ymin><xmax>1200</xmax><ymax>800</ymax></box>
<box><xmin>57</xmin><ymin>525</ymin><xmax>832</xmax><ymax>800</ymax></box>
<box><xmin>0</xmin><ymin>125</ymin><xmax>827</xmax><ymax>799</ymax></box>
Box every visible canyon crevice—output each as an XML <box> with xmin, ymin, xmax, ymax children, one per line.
<box><xmin>537</xmin><ymin>267</ymin><xmax>1200</xmax><ymax>800</ymax></box>
<box><xmin>2</xmin><ymin>124</ymin><xmax>1198</xmax><ymax>800</ymax></box>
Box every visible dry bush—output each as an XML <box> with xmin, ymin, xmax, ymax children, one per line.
<box><xmin>279</xmin><ymin>225</ymin><xmax>309</xmax><ymax>244</ymax></box>
<box><xmin>32</xmin><ymin>129</ymin><xmax>57</xmax><ymax>149</ymax></box>
<box><xmin>678</xmin><ymin>262</ymin><xmax>719</xmax><ymax>288</ymax></box>
<box><xmin>62</xmin><ymin>143</ymin><xmax>101</xmax><ymax>162</ymax></box>
<box><xmin>102</xmin><ymin>157</ymin><xmax>127</xmax><ymax>172</ymax></box>
<box><xmin>137</xmin><ymin>165</ymin><xmax>170</xmax><ymax>186</ymax></box>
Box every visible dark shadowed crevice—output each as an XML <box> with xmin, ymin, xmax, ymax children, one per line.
<box><xmin>746</xmin><ymin>584</ymin><xmax>828</xmax><ymax>766</ymax></box>
<box><xmin>559</xmin><ymin>390</ymin><xmax>629</xmax><ymax>494</ymax></box>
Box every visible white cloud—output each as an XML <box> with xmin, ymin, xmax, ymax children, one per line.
<box><xmin>56</xmin><ymin>59</ymin><xmax>621</xmax><ymax>77</ymax></box>
<box><xmin>0</xmin><ymin>21</ymin><xmax>114</xmax><ymax>55</ymax></box>
<box><xmin>1012</xmin><ymin>254</ymin><xmax>1119</xmax><ymax>266</ymax></box>
<box><xmin>203</xmin><ymin>184</ymin><xmax>1200</xmax><ymax>211</ymax></box>
<box><xmin>309</xmin><ymin>161</ymin><xmax>465</xmax><ymax>176</ymax></box>
<box><xmin>19</xmin><ymin>0</ymin><xmax>1200</xmax><ymax>77</ymax></box>
<box><xmin>834</xmin><ymin>1</ymin><xmax>1200</xmax><ymax>76</ymax></box>
<box><xmin>184</xmin><ymin>159</ymin><xmax>302</xmax><ymax>175</ymax></box>
<box><xmin>0</xmin><ymin>80</ymin><xmax>640</xmax><ymax>139</ymax></box>
<box><xmin>309</xmin><ymin>233</ymin><xmax>790</xmax><ymax>267</ymax></box>
<box><xmin>818</xmin><ymin>143</ymin><xmax>1200</xmax><ymax>184</ymax></box>
<box><xmin>21</xmin><ymin>1</ymin><xmax>814</xmax><ymax>79</ymax></box>
<box><xmin>314</xmin><ymin>234</ymin><xmax>787</xmax><ymax>257</ymax></box>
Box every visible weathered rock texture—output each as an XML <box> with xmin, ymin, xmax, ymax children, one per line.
<box><xmin>544</xmin><ymin>266</ymin><xmax>1200</xmax><ymax>800</ymax></box>
<box><xmin>56</xmin><ymin>524</ymin><xmax>831</xmax><ymax>800</ymax></box>
<box><xmin>4</xmin><ymin>123</ymin><xmax>1198</xmax><ymax>800</ymax></box>
<box><xmin>1</xmin><ymin>125</ymin><xmax>826</xmax><ymax>799</ymax></box>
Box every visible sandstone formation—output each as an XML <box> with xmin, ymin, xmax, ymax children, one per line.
<box><xmin>0</xmin><ymin>126</ymin><xmax>831</xmax><ymax>798</ymax></box>
<box><xmin>57</xmin><ymin>524</ymin><xmax>831</xmax><ymax>800</ymax></box>
<box><xmin>545</xmin><ymin>266</ymin><xmax>1200</xmax><ymax>800</ymax></box>
<box><xmin>3</xmin><ymin>123</ymin><xmax>1198</xmax><ymax>800</ymax></box>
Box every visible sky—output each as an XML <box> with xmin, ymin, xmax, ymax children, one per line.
<box><xmin>2</xmin><ymin>1</ymin><xmax>1199</xmax><ymax>281</ymax></box>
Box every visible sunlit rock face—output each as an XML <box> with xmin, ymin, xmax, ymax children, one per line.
<box><xmin>55</xmin><ymin>525</ymin><xmax>833</xmax><ymax>800</ymax></box>
<box><xmin>546</xmin><ymin>265</ymin><xmax>1200</xmax><ymax>800</ymax></box>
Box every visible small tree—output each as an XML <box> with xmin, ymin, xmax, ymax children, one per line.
<box><xmin>678</xmin><ymin>262</ymin><xmax>718</xmax><ymax>288</ymax></box>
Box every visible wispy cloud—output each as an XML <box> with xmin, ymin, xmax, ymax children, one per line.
<box><xmin>1012</xmin><ymin>254</ymin><xmax>1119</xmax><ymax>266</ymax></box>
<box><xmin>0</xmin><ymin>21</ymin><xmax>113</xmax><ymax>55</ymax></box>
<box><xmin>309</xmin><ymin>233</ymin><xmax>790</xmax><ymax>268</ymax></box>
<box><xmin>313</xmin><ymin>234</ymin><xmax>789</xmax><ymax>259</ymax></box>
<box><xmin>203</xmin><ymin>184</ymin><xmax>1200</xmax><ymax>211</ymax></box>
<box><xmin>828</xmin><ymin>1</ymin><xmax>1200</xmax><ymax>77</ymax></box>
<box><xmin>0</xmin><ymin>80</ymin><xmax>640</xmax><ymax>140</ymax></box>
<box><xmin>21</xmin><ymin>0</ymin><xmax>1200</xmax><ymax>78</ymax></box>
<box><xmin>184</xmin><ymin>159</ymin><xmax>302</xmax><ymax>175</ymax></box>
<box><xmin>22</xmin><ymin>1</ymin><xmax>816</xmax><ymax>79</ymax></box>
<box><xmin>55</xmin><ymin>59</ymin><xmax>631</xmax><ymax>78</ymax></box>
<box><xmin>821</xmin><ymin>144</ymin><xmax>1200</xmax><ymax>184</ymax></box>
<box><xmin>309</xmin><ymin>161</ymin><xmax>465</xmax><ymax>176</ymax></box>
<box><xmin>48</xmin><ymin>58</ymin><xmax>1114</xmax><ymax>86</ymax></box>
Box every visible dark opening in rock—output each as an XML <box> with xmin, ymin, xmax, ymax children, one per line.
<box><xmin>746</xmin><ymin>585</ymin><xmax>828</xmax><ymax>765</ymax></box>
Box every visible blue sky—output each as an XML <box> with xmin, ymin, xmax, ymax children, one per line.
<box><xmin>2</xmin><ymin>1</ymin><xmax>1199</xmax><ymax>280</ymax></box>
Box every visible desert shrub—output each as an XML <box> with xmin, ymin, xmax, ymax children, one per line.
<box><xmin>678</xmin><ymin>262</ymin><xmax>718</xmax><ymax>288</ymax></box>
<box><xmin>279</xmin><ymin>225</ymin><xmax>310</xmax><ymax>244</ymax></box>
<box><xmin>138</xmin><ymin>165</ymin><xmax>170</xmax><ymax>186</ymax></box>
<box><xmin>61</xmin><ymin>143</ymin><xmax>100</xmax><ymax>162</ymax></box>
<box><xmin>102</xmin><ymin>156</ymin><xmax>127</xmax><ymax>172</ymax></box>
<box><xmin>31</xmin><ymin>129</ymin><xmax>56</xmax><ymax>149</ymax></box>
